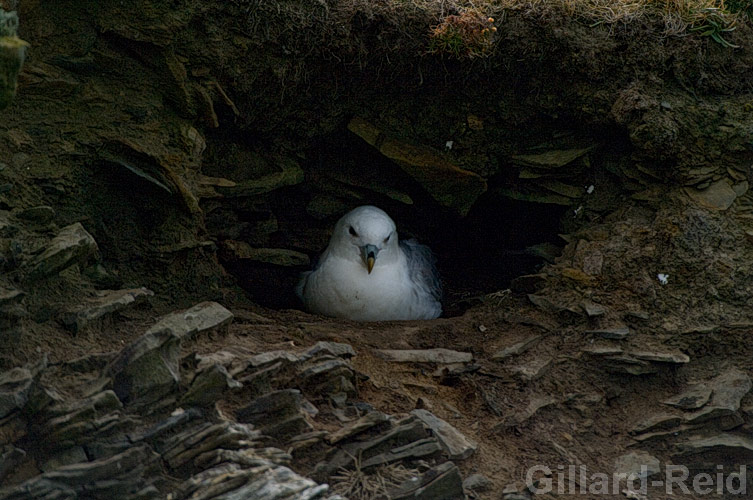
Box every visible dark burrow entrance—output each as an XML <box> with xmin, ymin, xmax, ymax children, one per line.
<box><xmin>212</xmin><ymin>129</ymin><xmax>570</xmax><ymax>317</ymax></box>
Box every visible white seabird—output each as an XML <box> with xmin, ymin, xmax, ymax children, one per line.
<box><xmin>296</xmin><ymin>205</ymin><xmax>442</xmax><ymax>321</ymax></box>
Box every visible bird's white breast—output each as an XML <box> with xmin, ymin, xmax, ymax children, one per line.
<box><xmin>301</xmin><ymin>253</ymin><xmax>433</xmax><ymax>321</ymax></box>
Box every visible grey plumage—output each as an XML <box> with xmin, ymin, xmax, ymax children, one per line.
<box><xmin>400</xmin><ymin>238</ymin><xmax>442</xmax><ymax>303</ymax></box>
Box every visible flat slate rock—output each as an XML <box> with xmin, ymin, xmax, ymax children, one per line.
<box><xmin>302</xmin><ymin>342</ymin><xmax>356</xmax><ymax>359</ymax></box>
<box><xmin>29</xmin><ymin>223</ymin><xmax>98</xmax><ymax>279</ymax></box>
<box><xmin>0</xmin><ymin>288</ymin><xmax>24</xmax><ymax>306</ymax></box>
<box><xmin>663</xmin><ymin>384</ymin><xmax>712</xmax><ymax>410</ymax></box>
<box><xmin>498</xmin><ymin>396</ymin><xmax>558</xmax><ymax>428</ymax></box>
<box><xmin>684</xmin><ymin>179</ymin><xmax>738</xmax><ymax>211</ymax></box>
<box><xmin>316</xmin><ymin>416</ymin><xmax>435</xmax><ymax>477</ymax></box>
<box><xmin>582</xmin><ymin>345</ymin><xmax>623</xmax><ymax>356</ymax></box>
<box><xmin>326</xmin><ymin>410</ymin><xmax>388</xmax><ymax>445</ymax></box>
<box><xmin>105</xmin><ymin>327</ymin><xmax>181</xmax><ymax>405</ymax></box>
<box><xmin>510</xmin><ymin>358</ymin><xmax>552</xmax><ymax>382</ymax></box>
<box><xmin>673</xmin><ymin>434</ymin><xmax>753</xmax><ymax>460</ymax></box>
<box><xmin>411</xmin><ymin>409</ymin><xmax>477</xmax><ymax>460</ymax></box>
<box><xmin>586</xmin><ymin>326</ymin><xmax>630</xmax><ymax>340</ymax></box>
<box><xmin>62</xmin><ymin>288</ymin><xmax>154</xmax><ymax>332</ymax></box>
<box><xmin>684</xmin><ymin>368</ymin><xmax>751</xmax><ymax>424</ymax></box>
<box><xmin>463</xmin><ymin>473</ymin><xmax>493</xmax><ymax>493</ymax></box>
<box><xmin>146</xmin><ymin>301</ymin><xmax>234</xmax><ymax>340</ymax></box>
<box><xmin>375</xmin><ymin>349</ymin><xmax>472</xmax><ymax>364</ymax></box>
<box><xmin>388</xmin><ymin>461</ymin><xmax>464</xmax><ymax>500</ymax></box>
<box><xmin>602</xmin><ymin>356</ymin><xmax>658</xmax><ymax>375</ymax></box>
<box><xmin>492</xmin><ymin>336</ymin><xmax>542</xmax><ymax>360</ymax></box>
<box><xmin>630</xmin><ymin>413</ymin><xmax>684</xmax><ymax>435</ymax></box>
<box><xmin>580</xmin><ymin>300</ymin><xmax>606</xmax><ymax>317</ymax></box>
<box><xmin>614</xmin><ymin>451</ymin><xmax>661</xmax><ymax>479</ymax></box>
<box><xmin>631</xmin><ymin>350</ymin><xmax>690</xmax><ymax>364</ymax></box>
<box><xmin>180</xmin><ymin>363</ymin><xmax>241</xmax><ymax>407</ymax></box>
<box><xmin>236</xmin><ymin>389</ymin><xmax>311</xmax><ymax>438</ymax></box>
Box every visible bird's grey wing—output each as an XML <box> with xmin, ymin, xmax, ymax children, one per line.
<box><xmin>400</xmin><ymin>239</ymin><xmax>442</xmax><ymax>301</ymax></box>
<box><xmin>295</xmin><ymin>270</ymin><xmax>312</xmax><ymax>300</ymax></box>
<box><xmin>296</xmin><ymin>247</ymin><xmax>328</xmax><ymax>300</ymax></box>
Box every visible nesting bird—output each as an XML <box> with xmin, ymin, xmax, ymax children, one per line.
<box><xmin>296</xmin><ymin>205</ymin><xmax>442</xmax><ymax>321</ymax></box>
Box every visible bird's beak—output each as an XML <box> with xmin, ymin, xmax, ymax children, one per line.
<box><xmin>361</xmin><ymin>244</ymin><xmax>379</xmax><ymax>274</ymax></box>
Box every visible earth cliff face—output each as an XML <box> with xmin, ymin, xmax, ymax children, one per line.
<box><xmin>1</xmin><ymin>1</ymin><xmax>753</xmax><ymax>498</ymax></box>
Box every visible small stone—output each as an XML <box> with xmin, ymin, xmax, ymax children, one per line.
<box><xmin>624</xmin><ymin>310</ymin><xmax>649</xmax><ymax>321</ymax></box>
<box><xmin>492</xmin><ymin>336</ymin><xmax>542</xmax><ymax>360</ymax></box>
<box><xmin>463</xmin><ymin>473</ymin><xmax>493</xmax><ymax>493</ymax></box>
<box><xmin>580</xmin><ymin>300</ymin><xmax>606</xmax><ymax>317</ymax></box>
<box><xmin>82</xmin><ymin>263</ymin><xmax>121</xmax><ymax>288</ymax></box>
<box><xmin>614</xmin><ymin>451</ymin><xmax>661</xmax><ymax>479</ymax></box>
<box><xmin>302</xmin><ymin>341</ymin><xmax>355</xmax><ymax>359</ymax></box>
<box><xmin>525</xmin><ymin>243</ymin><xmax>562</xmax><ymax>263</ymax></box>
<box><xmin>510</xmin><ymin>358</ymin><xmax>552</xmax><ymax>382</ymax></box>
<box><xmin>684</xmin><ymin>179</ymin><xmax>737</xmax><ymax>211</ymax></box>
<box><xmin>411</xmin><ymin>409</ymin><xmax>477</xmax><ymax>460</ymax></box>
<box><xmin>527</xmin><ymin>294</ymin><xmax>568</xmax><ymax>314</ymax></box>
<box><xmin>733</xmin><ymin>180</ymin><xmax>749</xmax><ymax>197</ymax></box>
<box><xmin>0</xmin><ymin>288</ymin><xmax>24</xmax><ymax>306</ymax></box>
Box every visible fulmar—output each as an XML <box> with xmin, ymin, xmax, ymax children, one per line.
<box><xmin>296</xmin><ymin>205</ymin><xmax>442</xmax><ymax>321</ymax></box>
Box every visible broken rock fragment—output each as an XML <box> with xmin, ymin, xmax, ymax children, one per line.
<box><xmin>145</xmin><ymin>301</ymin><xmax>233</xmax><ymax>341</ymax></box>
<box><xmin>411</xmin><ymin>409</ymin><xmax>477</xmax><ymax>460</ymax></box>
<box><xmin>29</xmin><ymin>223</ymin><xmax>98</xmax><ymax>279</ymax></box>
<box><xmin>61</xmin><ymin>287</ymin><xmax>154</xmax><ymax>333</ymax></box>
<box><xmin>388</xmin><ymin>461</ymin><xmax>464</xmax><ymax>500</ymax></box>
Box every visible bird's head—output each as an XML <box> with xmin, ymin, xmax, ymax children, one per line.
<box><xmin>330</xmin><ymin>205</ymin><xmax>399</xmax><ymax>273</ymax></box>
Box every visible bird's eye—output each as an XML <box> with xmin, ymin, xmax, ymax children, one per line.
<box><xmin>349</xmin><ymin>226</ymin><xmax>358</xmax><ymax>237</ymax></box>
<box><xmin>384</xmin><ymin>234</ymin><xmax>391</xmax><ymax>244</ymax></box>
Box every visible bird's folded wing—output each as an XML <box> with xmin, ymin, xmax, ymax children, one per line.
<box><xmin>400</xmin><ymin>239</ymin><xmax>443</xmax><ymax>301</ymax></box>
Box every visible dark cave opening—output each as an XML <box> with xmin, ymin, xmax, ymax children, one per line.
<box><xmin>214</xmin><ymin>129</ymin><xmax>570</xmax><ymax>317</ymax></box>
